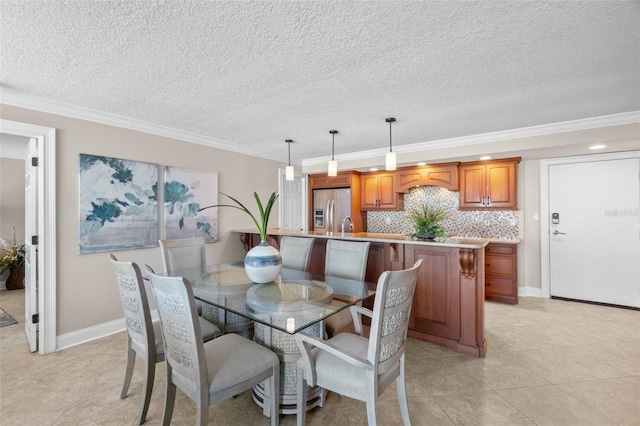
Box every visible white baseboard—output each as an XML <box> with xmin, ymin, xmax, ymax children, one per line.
<box><xmin>56</xmin><ymin>309</ymin><xmax>159</xmax><ymax>351</ymax></box>
<box><xmin>518</xmin><ymin>286</ymin><xmax>544</xmax><ymax>298</ymax></box>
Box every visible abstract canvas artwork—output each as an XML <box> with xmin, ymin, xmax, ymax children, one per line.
<box><xmin>164</xmin><ymin>166</ymin><xmax>218</xmax><ymax>242</ymax></box>
<box><xmin>78</xmin><ymin>154</ymin><xmax>158</xmax><ymax>254</ymax></box>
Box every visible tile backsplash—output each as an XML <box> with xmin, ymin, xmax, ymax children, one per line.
<box><xmin>366</xmin><ymin>186</ymin><xmax>520</xmax><ymax>239</ymax></box>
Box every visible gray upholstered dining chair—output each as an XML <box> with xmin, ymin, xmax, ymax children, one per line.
<box><xmin>160</xmin><ymin>236</ymin><xmax>254</xmax><ymax>337</ymax></box>
<box><xmin>280</xmin><ymin>236</ymin><xmax>315</xmax><ymax>271</ymax></box>
<box><xmin>323</xmin><ymin>239</ymin><xmax>370</xmax><ymax>338</ymax></box>
<box><xmin>145</xmin><ymin>267</ymin><xmax>280</xmax><ymax>426</ymax></box>
<box><xmin>159</xmin><ymin>237</ymin><xmax>206</xmax><ymax>315</ymax></box>
<box><xmin>109</xmin><ymin>254</ymin><xmax>162</xmax><ymax>425</ymax></box>
<box><xmin>295</xmin><ymin>259</ymin><xmax>423</xmax><ymax>426</ymax></box>
<box><xmin>109</xmin><ymin>255</ymin><xmax>221</xmax><ymax>425</ymax></box>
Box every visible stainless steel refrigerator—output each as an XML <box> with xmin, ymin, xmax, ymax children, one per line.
<box><xmin>313</xmin><ymin>188</ymin><xmax>352</xmax><ymax>233</ymax></box>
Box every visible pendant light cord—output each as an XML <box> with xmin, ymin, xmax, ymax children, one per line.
<box><xmin>330</xmin><ymin>130</ymin><xmax>338</xmax><ymax>160</ymax></box>
<box><xmin>386</xmin><ymin>117</ymin><xmax>395</xmax><ymax>153</ymax></box>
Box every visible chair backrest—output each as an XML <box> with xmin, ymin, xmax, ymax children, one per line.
<box><xmin>146</xmin><ymin>268</ymin><xmax>208</xmax><ymax>391</ymax></box>
<box><xmin>108</xmin><ymin>254</ymin><xmax>155</xmax><ymax>352</ymax></box>
<box><xmin>368</xmin><ymin>259</ymin><xmax>422</xmax><ymax>375</ymax></box>
<box><xmin>324</xmin><ymin>239</ymin><xmax>370</xmax><ymax>281</ymax></box>
<box><xmin>280</xmin><ymin>236</ymin><xmax>315</xmax><ymax>271</ymax></box>
<box><xmin>160</xmin><ymin>237</ymin><xmax>206</xmax><ymax>273</ymax></box>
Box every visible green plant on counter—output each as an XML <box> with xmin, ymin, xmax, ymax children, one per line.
<box><xmin>199</xmin><ymin>192</ymin><xmax>278</xmax><ymax>242</ymax></box>
<box><xmin>407</xmin><ymin>204</ymin><xmax>449</xmax><ymax>239</ymax></box>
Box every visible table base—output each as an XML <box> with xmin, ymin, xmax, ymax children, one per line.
<box><xmin>252</xmin><ymin>382</ymin><xmax>323</xmax><ymax>415</ymax></box>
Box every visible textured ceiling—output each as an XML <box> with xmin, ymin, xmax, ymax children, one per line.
<box><xmin>1</xmin><ymin>1</ymin><xmax>639</xmax><ymax>164</ymax></box>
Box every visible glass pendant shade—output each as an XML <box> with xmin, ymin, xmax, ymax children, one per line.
<box><xmin>285</xmin><ymin>139</ymin><xmax>294</xmax><ymax>181</ymax></box>
<box><xmin>328</xmin><ymin>130</ymin><xmax>338</xmax><ymax>177</ymax></box>
<box><xmin>386</xmin><ymin>151</ymin><xmax>396</xmax><ymax>171</ymax></box>
<box><xmin>328</xmin><ymin>160</ymin><xmax>338</xmax><ymax>177</ymax></box>
<box><xmin>385</xmin><ymin>117</ymin><xmax>397</xmax><ymax>171</ymax></box>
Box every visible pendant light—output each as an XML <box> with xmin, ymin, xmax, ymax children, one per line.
<box><xmin>285</xmin><ymin>139</ymin><xmax>294</xmax><ymax>181</ymax></box>
<box><xmin>328</xmin><ymin>130</ymin><xmax>338</xmax><ymax>177</ymax></box>
<box><xmin>385</xmin><ymin>117</ymin><xmax>396</xmax><ymax>171</ymax></box>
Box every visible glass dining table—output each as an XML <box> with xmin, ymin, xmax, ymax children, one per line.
<box><xmin>158</xmin><ymin>261</ymin><xmax>376</xmax><ymax>414</ymax></box>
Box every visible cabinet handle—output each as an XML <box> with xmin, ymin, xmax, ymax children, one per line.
<box><xmin>486</xmin><ymin>282</ymin><xmax>491</xmax><ymax>286</ymax></box>
<box><xmin>485</xmin><ymin>263</ymin><xmax>490</xmax><ymax>267</ymax></box>
<box><xmin>486</xmin><ymin>196</ymin><xmax>490</xmax><ymax>206</ymax></box>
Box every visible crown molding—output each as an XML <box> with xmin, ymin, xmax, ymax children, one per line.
<box><xmin>0</xmin><ymin>88</ymin><xmax>291</xmax><ymax>163</ymax></box>
<box><xmin>302</xmin><ymin>111</ymin><xmax>640</xmax><ymax>166</ymax></box>
<box><xmin>2</xmin><ymin>88</ymin><xmax>636</xmax><ymax>167</ymax></box>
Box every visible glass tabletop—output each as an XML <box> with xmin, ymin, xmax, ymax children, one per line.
<box><xmin>159</xmin><ymin>261</ymin><xmax>376</xmax><ymax>334</ymax></box>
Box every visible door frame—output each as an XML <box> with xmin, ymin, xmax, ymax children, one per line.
<box><xmin>540</xmin><ymin>150</ymin><xmax>640</xmax><ymax>299</ymax></box>
<box><xmin>0</xmin><ymin>119</ymin><xmax>57</xmax><ymax>354</ymax></box>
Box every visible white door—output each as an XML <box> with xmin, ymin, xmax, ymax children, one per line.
<box><xmin>24</xmin><ymin>138</ymin><xmax>38</xmax><ymax>351</ymax></box>
<box><xmin>278</xmin><ymin>170</ymin><xmax>307</xmax><ymax>232</ymax></box>
<box><xmin>548</xmin><ymin>156</ymin><xmax>640</xmax><ymax>307</ymax></box>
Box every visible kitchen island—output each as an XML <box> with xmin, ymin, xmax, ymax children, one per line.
<box><xmin>236</xmin><ymin>228</ymin><xmax>489</xmax><ymax>357</ymax></box>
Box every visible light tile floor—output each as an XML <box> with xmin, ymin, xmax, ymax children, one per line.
<box><xmin>1</xmin><ymin>289</ymin><xmax>638</xmax><ymax>425</ymax></box>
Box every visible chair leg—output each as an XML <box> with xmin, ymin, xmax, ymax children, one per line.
<box><xmin>136</xmin><ymin>355</ymin><xmax>156</xmax><ymax>425</ymax></box>
<box><xmin>296</xmin><ymin>367</ymin><xmax>307</xmax><ymax>426</ymax></box>
<box><xmin>162</xmin><ymin>370</ymin><xmax>177</xmax><ymax>426</ymax></box>
<box><xmin>365</xmin><ymin>394</ymin><xmax>378</xmax><ymax>426</ymax></box>
<box><xmin>270</xmin><ymin>363</ymin><xmax>280</xmax><ymax>426</ymax></box>
<box><xmin>121</xmin><ymin>341</ymin><xmax>136</xmax><ymax>399</ymax></box>
<box><xmin>396</xmin><ymin>361</ymin><xmax>411</xmax><ymax>426</ymax></box>
<box><xmin>195</xmin><ymin>399</ymin><xmax>208</xmax><ymax>426</ymax></box>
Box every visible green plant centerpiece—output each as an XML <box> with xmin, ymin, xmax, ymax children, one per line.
<box><xmin>407</xmin><ymin>204</ymin><xmax>450</xmax><ymax>240</ymax></box>
<box><xmin>199</xmin><ymin>191</ymin><xmax>281</xmax><ymax>283</ymax></box>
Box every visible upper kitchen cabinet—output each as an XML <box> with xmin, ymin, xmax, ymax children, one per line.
<box><xmin>458</xmin><ymin>158</ymin><xmax>521</xmax><ymax>210</ymax></box>
<box><xmin>395</xmin><ymin>162</ymin><xmax>460</xmax><ymax>192</ymax></box>
<box><xmin>309</xmin><ymin>171</ymin><xmax>356</xmax><ymax>189</ymax></box>
<box><xmin>360</xmin><ymin>171</ymin><xmax>404</xmax><ymax>211</ymax></box>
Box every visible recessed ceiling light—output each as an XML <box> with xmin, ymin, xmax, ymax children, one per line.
<box><xmin>370</xmin><ymin>167</ymin><xmax>379</xmax><ymax>171</ymax></box>
<box><xmin>480</xmin><ymin>155</ymin><xmax>492</xmax><ymax>160</ymax></box>
<box><xmin>417</xmin><ymin>162</ymin><xmax>426</xmax><ymax>166</ymax></box>
<box><xmin>589</xmin><ymin>144</ymin><xmax>607</xmax><ymax>150</ymax></box>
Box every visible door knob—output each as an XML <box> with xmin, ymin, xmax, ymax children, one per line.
<box><xmin>552</xmin><ymin>230</ymin><xmax>567</xmax><ymax>235</ymax></box>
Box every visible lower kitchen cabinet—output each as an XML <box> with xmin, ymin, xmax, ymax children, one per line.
<box><xmin>484</xmin><ymin>242</ymin><xmax>518</xmax><ymax>304</ymax></box>
<box><xmin>405</xmin><ymin>244</ymin><xmax>461</xmax><ymax>341</ymax></box>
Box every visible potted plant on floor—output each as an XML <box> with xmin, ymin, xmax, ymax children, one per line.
<box><xmin>1</xmin><ymin>229</ymin><xmax>26</xmax><ymax>290</ymax></box>
<box><xmin>199</xmin><ymin>192</ymin><xmax>281</xmax><ymax>283</ymax></box>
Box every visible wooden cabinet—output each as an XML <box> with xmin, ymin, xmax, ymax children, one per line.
<box><xmin>459</xmin><ymin>158</ymin><xmax>520</xmax><ymax>210</ymax></box>
<box><xmin>360</xmin><ymin>172</ymin><xmax>404</xmax><ymax>210</ymax></box>
<box><xmin>309</xmin><ymin>172</ymin><xmax>354</xmax><ymax>189</ymax></box>
<box><xmin>395</xmin><ymin>162</ymin><xmax>460</xmax><ymax>192</ymax></box>
<box><xmin>405</xmin><ymin>244</ymin><xmax>461</xmax><ymax>341</ymax></box>
<box><xmin>484</xmin><ymin>243</ymin><xmax>518</xmax><ymax>304</ymax></box>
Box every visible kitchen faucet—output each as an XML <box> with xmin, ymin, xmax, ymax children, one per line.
<box><xmin>341</xmin><ymin>216</ymin><xmax>353</xmax><ymax>234</ymax></box>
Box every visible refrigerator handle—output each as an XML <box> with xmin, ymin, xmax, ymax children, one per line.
<box><xmin>330</xmin><ymin>200</ymin><xmax>335</xmax><ymax>231</ymax></box>
<box><xmin>326</xmin><ymin>200</ymin><xmax>331</xmax><ymax>231</ymax></box>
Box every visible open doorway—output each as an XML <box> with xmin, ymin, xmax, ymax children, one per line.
<box><xmin>0</xmin><ymin>119</ymin><xmax>56</xmax><ymax>354</ymax></box>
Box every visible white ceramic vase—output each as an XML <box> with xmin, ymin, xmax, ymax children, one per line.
<box><xmin>244</xmin><ymin>240</ymin><xmax>282</xmax><ymax>284</ymax></box>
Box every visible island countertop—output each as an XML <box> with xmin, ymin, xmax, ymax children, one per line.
<box><xmin>233</xmin><ymin>228</ymin><xmax>519</xmax><ymax>248</ymax></box>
